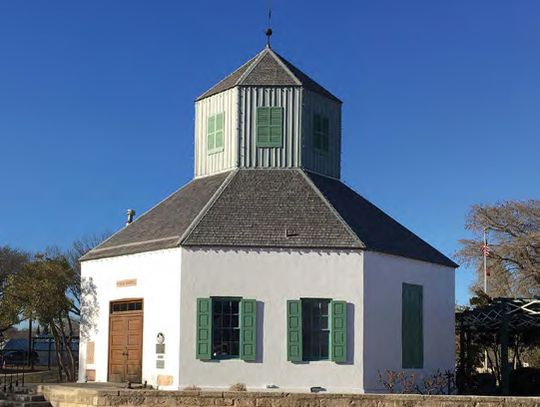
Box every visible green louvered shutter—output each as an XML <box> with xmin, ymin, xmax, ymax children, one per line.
<box><xmin>240</xmin><ymin>299</ymin><xmax>257</xmax><ymax>361</ymax></box>
<box><xmin>402</xmin><ymin>283</ymin><xmax>423</xmax><ymax>368</ymax></box>
<box><xmin>257</xmin><ymin>107</ymin><xmax>270</xmax><ymax>145</ymax></box>
<box><xmin>215</xmin><ymin>113</ymin><xmax>224</xmax><ymax>150</ymax></box>
<box><xmin>257</xmin><ymin>107</ymin><xmax>283</xmax><ymax>147</ymax></box>
<box><xmin>331</xmin><ymin>300</ymin><xmax>347</xmax><ymax>362</ymax></box>
<box><xmin>269</xmin><ymin>107</ymin><xmax>283</xmax><ymax>146</ymax></box>
<box><xmin>287</xmin><ymin>300</ymin><xmax>302</xmax><ymax>362</ymax></box>
<box><xmin>196</xmin><ymin>298</ymin><xmax>212</xmax><ymax>360</ymax></box>
<box><xmin>207</xmin><ymin>116</ymin><xmax>216</xmax><ymax>151</ymax></box>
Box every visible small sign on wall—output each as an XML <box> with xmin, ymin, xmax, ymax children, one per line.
<box><xmin>156</xmin><ymin>332</ymin><xmax>165</xmax><ymax>354</ymax></box>
<box><xmin>116</xmin><ymin>279</ymin><xmax>137</xmax><ymax>288</ymax></box>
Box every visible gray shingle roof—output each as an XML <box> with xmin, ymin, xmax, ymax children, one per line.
<box><xmin>306</xmin><ymin>171</ymin><xmax>459</xmax><ymax>268</ymax></box>
<box><xmin>182</xmin><ymin>169</ymin><xmax>361</xmax><ymax>248</ymax></box>
<box><xmin>82</xmin><ymin>169</ymin><xmax>456</xmax><ymax>268</ymax></box>
<box><xmin>80</xmin><ymin>171</ymin><xmax>230</xmax><ymax>261</ymax></box>
<box><xmin>196</xmin><ymin>47</ymin><xmax>341</xmax><ymax>103</ymax></box>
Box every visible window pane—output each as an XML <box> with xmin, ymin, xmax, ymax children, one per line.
<box><xmin>211</xmin><ymin>298</ymin><xmax>241</xmax><ymax>359</ymax></box>
<box><xmin>302</xmin><ymin>299</ymin><xmax>330</xmax><ymax>361</ymax></box>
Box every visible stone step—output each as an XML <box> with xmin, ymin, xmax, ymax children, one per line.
<box><xmin>7</xmin><ymin>395</ymin><xmax>45</xmax><ymax>402</ymax></box>
<box><xmin>0</xmin><ymin>401</ymin><xmax>51</xmax><ymax>407</ymax></box>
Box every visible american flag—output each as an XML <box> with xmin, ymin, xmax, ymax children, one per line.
<box><xmin>481</xmin><ymin>243</ymin><xmax>490</xmax><ymax>256</ymax></box>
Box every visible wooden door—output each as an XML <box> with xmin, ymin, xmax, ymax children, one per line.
<box><xmin>108</xmin><ymin>300</ymin><xmax>143</xmax><ymax>383</ymax></box>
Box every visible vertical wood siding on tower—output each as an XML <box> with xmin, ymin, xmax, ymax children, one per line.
<box><xmin>301</xmin><ymin>90</ymin><xmax>341</xmax><ymax>179</ymax></box>
<box><xmin>194</xmin><ymin>88</ymin><xmax>239</xmax><ymax>177</ymax></box>
<box><xmin>239</xmin><ymin>87</ymin><xmax>303</xmax><ymax>169</ymax></box>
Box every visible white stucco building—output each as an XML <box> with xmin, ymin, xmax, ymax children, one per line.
<box><xmin>79</xmin><ymin>43</ymin><xmax>457</xmax><ymax>393</ymax></box>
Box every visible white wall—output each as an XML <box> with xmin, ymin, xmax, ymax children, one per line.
<box><xmin>362</xmin><ymin>251</ymin><xmax>455</xmax><ymax>392</ymax></box>
<box><xmin>79</xmin><ymin>248</ymin><xmax>182</xmax><ymax>389</ymax></box>
<box><xmin>179</xmin><ymin>247</ymin><xmax>364</xmax><ymax>393</ymax></box>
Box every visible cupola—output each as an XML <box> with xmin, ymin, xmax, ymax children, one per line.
<box><xmin>193</xmin><ymin>45</ymin><xmax>342</xmax><ymax>179</ymax></box>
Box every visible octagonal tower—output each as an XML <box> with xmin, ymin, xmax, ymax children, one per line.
<box><xmin>193</xmin><ymin>45</ymin><xmax>342</xmax><ymax>179</ymax></box>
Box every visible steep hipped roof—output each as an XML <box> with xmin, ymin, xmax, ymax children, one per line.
<box><xmin>82</xmin><ymin>169</ymin><xmax>457</xmax><ymax>268</ymax></box>
<box><xmin>196</xmin><ymin>47</ymin><xmax>341</xmax><ymax>103</ymax></box>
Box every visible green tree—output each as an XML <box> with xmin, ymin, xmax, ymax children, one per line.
<box><xmin>0</xmin><ymin>234</ymin><xmax>107</xmax><ymax>382</ymax></box>
<box><xmin>0</xmin><ymin>246</ymin><xmax>30</xmax><ymax>332</ymax></box>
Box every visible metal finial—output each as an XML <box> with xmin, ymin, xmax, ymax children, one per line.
<box><xmin>265</xmin><ymin>28</ymin><xmax>273</xmax><ymax>47</ymax></box>
<box><xmin>266</xmin><ymin>0</ymin><xmax>272</xmax><ymax>47</ymax></box>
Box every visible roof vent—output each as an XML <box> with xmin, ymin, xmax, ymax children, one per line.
<box><xmin>126</xmin><ymin>209</ymin><xmax>136</xmax><ymax>226</ymax></box>
<box><xmin>285</xmin><ymin>228</ymin><xmax>298</xmax><ymax>237</ymax></box>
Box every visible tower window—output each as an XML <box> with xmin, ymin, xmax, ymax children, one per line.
<box><xmin>313</xmin><ymin>113</ymin><xmax>329</xmax><ymax>152</ymax></box>
<box><xmin>207</xmin><ymin>113</ymin><xmax>224</xmax><ymax>154</ymax></box>
<box><xmin>257</xmin><ymin>107</ymin><xmax>283</xmax><ymax>147</ymax></box>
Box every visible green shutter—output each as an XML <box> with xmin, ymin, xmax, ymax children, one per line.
<box><xmin>402</xmin><ymin>283</ymin><xmax>423</xmax><ymax>368</ymax></box>
<box><xmin>287</xmin><ymin>300</ymin><xmax>302</xmax><ymax>362</ymax></box>
<box><xmin>331</xmin><ymin>300</ymin><xmax>347</xmax><ymax>362</ymax></box>
<box><xmin>215</xmin><ymin>113</ymin><xmax>224</xmax><ymax>149</ymax></box>
<box><xmin>240</xmin><ymin>299</ymin><xmax>257</xmax><ymax>361</ymax></box>
<box><xmin>313</xmin><ymin>114</ymin><xmax>329</xmax><ymax>152</ymax></box>
<box><xmin>196</xmin><ymin>298</ymin><xmax>212</xmax><ymax>360</ymax></box>
<box><xmin>207</xmin><ymin>113</ymin><xmax>224</xmax><ymax>154</ymax></box>
<box><xmin>207</xmin><ymin>116</ymin><xmax>215</xmax><ymax>151</ymax></box>
<box><xmin>257</xmin><ymin>107</ymin><xmax>283</xmax><ymax>147</ymax></box>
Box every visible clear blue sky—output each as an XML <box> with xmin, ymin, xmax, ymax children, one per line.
<box><xmin>1</xmin><ymin>1</ymin><xmax>538</xmax><ymax>305</ymax></box>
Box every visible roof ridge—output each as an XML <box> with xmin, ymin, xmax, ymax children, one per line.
<box><xmin>178</xmin><ymin>169</ymin><xmax>239</xmax><ymax>245</ymax></box>
<box><xmin>298</xmin><ymin>169</ymin><xmax>366</xmax><ymax>249</ymax></box>
<box><xmin>196</xmin><ymin>52</ymin><xmax>259</xmax><ymax>101</ymax></box>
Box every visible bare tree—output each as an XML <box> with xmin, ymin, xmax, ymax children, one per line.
<box><xmin>456</xmin><ymin>199</ymin><xmax>540</xmax><ymax>298</ymax></box>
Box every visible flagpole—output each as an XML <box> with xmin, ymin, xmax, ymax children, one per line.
<box><xmin>483</xmin><ymin>227</ymin><xmax>487</xmax><ymax>294</ymax></box>
<box><xmin>483</xmin><ymin>227</ymin><xmax>488</xmax><ymax>372</ymax></box>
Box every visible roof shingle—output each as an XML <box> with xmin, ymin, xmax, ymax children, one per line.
<box><xmin>82</xmin><ymin>169</ymin><xmax>456</xmax><ymax>268</ymax></box>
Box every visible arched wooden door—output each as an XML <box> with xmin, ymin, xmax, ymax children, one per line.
<box><xmin>108</xmin><ymin>299</ymin><xmax>144</xmax><ymax>383</ymax></box>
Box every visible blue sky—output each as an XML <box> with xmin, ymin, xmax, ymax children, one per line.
<box><xmin>0</xmin><ymin>1</ymin><xmax>538</xmax><ymax>305</ymax></box>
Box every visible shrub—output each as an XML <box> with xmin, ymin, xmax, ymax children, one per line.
<box><xmin>229</xmin><ymin>383</ymin><xmax>247</xmax><ymax>392</ymax></box>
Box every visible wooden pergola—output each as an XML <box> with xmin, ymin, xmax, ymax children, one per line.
<box><xmin>456</xmin><ymin>297</ymin><xmax>540</xmax><ymax>394</ymax></box>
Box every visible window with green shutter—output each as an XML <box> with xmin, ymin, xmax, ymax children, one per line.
<box><xmin>207</xmin><ymin>112</ymin><xmax>224</xmax><ymax>154</ymax></box>
<box><xmin>287</xmin><ymin>298</ymin><xmax>347</xmax><ymax>363</ymax></box>
<box><xmin>196</xmin><ymin>297</ymin><xmax>257</xmax><ymax>361</ymax></box>
<box><xmin>313</xmin><ymin>113</ymin><xmax>329</xmax><ymax>152</ymax></box>
<box><xmin>257</xmin><ymin>107</ymin><xmax>283</xmax><ymax>147</ymax></box>
<box><xmin>402</xmin><ymin>283</ymin><xmax>423</xmax><ymax>369</ymax></box>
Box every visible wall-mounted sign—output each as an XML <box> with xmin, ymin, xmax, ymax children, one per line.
<box><xmin>116</xmin><ymin>279</ymin><xmax>137</xmax><ymax>288</ymax></box>
<box><xmin>156</xmin><ymin>332</ymin><xmax>165</xmax><ymax>354</ymax></box>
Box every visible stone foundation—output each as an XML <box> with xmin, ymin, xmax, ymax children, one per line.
<box><xmin>38</xmin><ymin>385</ymin><xmax>540</xmax><ymax>407</ymax></box>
